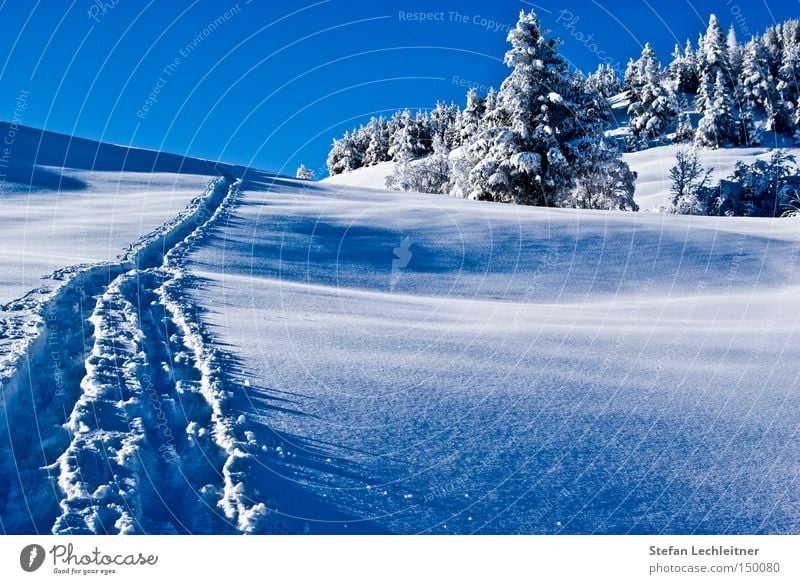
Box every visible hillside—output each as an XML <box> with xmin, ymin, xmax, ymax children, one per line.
<box><xmin>1</xmin><ymin>123</ymin><xmax>798</xmax><ymax>534</ymax></box>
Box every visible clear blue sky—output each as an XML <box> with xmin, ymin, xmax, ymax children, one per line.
<box><xmin>0</xmin><ymin>1</ymin><xmax>796</xmax><ymax>177</ymax></box>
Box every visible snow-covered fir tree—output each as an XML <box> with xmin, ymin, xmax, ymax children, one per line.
<box><xmin>695</xmin><ymin>71</ymin><xmax>738</xmax><ymax>148</ymax></box>
<box><xmin>627</xmin><ymin>43</ymin><xmax>676</xmax><ymax>150</ymax></box>
<box><xmin>669</xmin><ymin>40</ymin><xmax>699</xmax><ymax>94</ymax></box>
<box><xmin>777</xmin><ymin>20</ymin><xmax>800</xmax><ymax>137</ymax></box>
<box><xmin>429</xmin><ymin>102</ymin><xmax>460</xmax><ymax>149</ymax></box>
<box><xmin>388</xmin><ymin>110</ymin><xmax>430</xmax><ymax>161</ymax></box>
<box><xmin>726</xmin><ymin>26</ymin><xmax>743</xmax><ymax>80</ymax></box>
<box><xmin>623</xmin><ymin>58</ymin><xmax>638</xmax><ymax>93</ymax></box>
<box><xmin>570</xmin><ymin>140</ymin><xmax>638</xmax><ymax>210</ymax></box>
<box><xmin>295</xmin><ymin>164</ymin><xmax>314</xmax><ymax>180</ymax></box>
<box><xmin>326</xmin><ymin>130</ymin><xmax>364</xmax><ymax>175</ymax></box>
<box><xmin>696</xmin><ymin>14</ymin><xmax>730</xmax><ymax>112</ymax></box>
<box><xmin>362</xmin><ymin>116</ymin><xmax>391</xmax><ymax>166</ymax></box>
<box><xmin>673</xmin><ymin>108</ymin><xmax>695</xmax><ymax>143</ymax></box>
<box><xmin>455</xmin><ymin>88</ymin><xmax>485</xmax><ymax>147</ymax></box>
<box><xmin>585</xmin><ymin>64</ymin><xmax>622</xmax><ymax>98</ymax></box>
<box><xmin>462</xmin><ymin>9</ymin><xmax>624</xmax><ymax>207</ymax></box>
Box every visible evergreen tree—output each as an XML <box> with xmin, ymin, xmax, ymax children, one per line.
<box><xmin>363</xmin><ymin>116</ymin><xmax>391</xmax><ymax>166</ymax></box>
<box><xmin>570</xmin><ymin>140</ymin><xmax>638</xmax><ymax>210</ymax></box>
<box><xmin>627</xmin><ymin>43</ymin><xmax>676</xmax><ymax>149</ymax></box>
<box><xmin>465</xmin><ymin>9</ymin><xmax>612</xmax><ymax>206</ymax></box>
<box><xmin>456</xmin><ymin>88</ymin><xmax>485</xmax><ymax>147</ymax></box>
<box><xmin>726</xmin><ymin>26</ymin><xmax>742</xmax><ymax>80</ymax></box>
<box><xmin>777</xmin><ymin>20</ymin><xmax>800</xmax><ymax>136</ymax></box>
<box><xmin>673</xmin><ymin>107</ymin><xmax>695</xmax><ymax>143</ymax></box>
<box><xmin>623</xmin><ymin>58</ymin><xmax>638</xmax><ymax>93</ymax></box>
<box><xmin>295</xmin><ymin>164</ymin><xmax>314</xmax><ymax>180</ymax></box>
<box><xmin>669</xmin><ymin>40</ymin><xmax>699</xmax><ymax>94</ymax></box>
<box><xmin>740</xmin><ymin>37</ymin><xmax>770</xmax><ymax>118</ymax></box>
<box><xmin>696</xmin><ymin>15</ymin><xmax>731</xmax><ymax>112</ymax></box>
<box><xmin>326</xmin><ymin>131</ymin><xmax>362</xmax><ymax>175</ymax></box>
<box><xmin>585</xmin><ymin>64</ymin><xmax>622</xmax><ymax>98</ymax></box>
<box><xmin>695</xmin><ymin>71</ymin><xmax>738</xmax><ymax>147</ymax></box>
<box><xmin>388</xmin><ymin>110</ymin><xmax>429</xmax><ymax>161</ymax></box>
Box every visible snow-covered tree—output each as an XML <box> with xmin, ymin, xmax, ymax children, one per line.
<box><xmin>570</xmin><ymin>141</ymin><xmax>638</xmax><ymax>210</ymax></box>
<box><xmin>726</xmin><ymin>26</ymin><xmax>742</xmax><ymax>80</ymax></box>
<box><xmin>695</xmin><ymin>70</ymin><xmax>738</xmax><ymax>148</ymax></box>
<box><xmin>700</xmin><ymin>14</ymin><xmax>728</xmax><ymax>74</ymax></box>
<box><xmin>627</xmin><ymin>43</ymin><xmax>676</xmax><ymax>149</ymax></box>
<box><xmin>739</xmin><ymin>37</ymin><xmax>770</xmax><ymax>119</ymax></box>
<box><xmin>326</xmin><ymin>131</ymin><xmax>363</xmax><ymax>175</ymax></box>
<box><xmin>668</xmin><ymin>148</ymin><xmax>712</xmax><ymax>214</ymax></box>
<box><xmin>777</xmin><ymin>20</ymin><xmax>800</xmax><ymax>137</ymax></box>
<box><xmin>388</xmin><ymin>110</ymin><xmax>430</xmax><ymax>161</ymax></box>
<box><xmin>464</xmin><ymin>9</ymin><xmax>615</xmax><ymax>206</ymax></box>
<box><xmin>696</xmin><ymin>14</ymin><xmax>731</xmax><ymax>113</ymax></box>
<box><xmin>673</xmin><ymin>108</ymin><xmax>695</xmax><ymax>143</ymax></box>
<box><xmin>668</xmin><ymin>39</ymin><xmax>699</xmax><ymax>94</ymax></box>
<box><xmin>714</xmin><ymin>150</ymin><xmax>797</xmax><ymax>216</ymax></box>
<box><xmin>455</xmin><ymin>88</ymin><xmax>485</xmax><ymax>147</ymax></box>
<box><xmin>362</xmin><ymin>116</ymin><xmax>391</xmax><ymax>166</ymax></box>
<box><xmin>623</xmin><ymin>58</ymin><xmax>638</xmax><ymax>93</ymax></box>
<box><xmin>295</xmin><ymin>164</ymin><xmax>314</xmax><ymax>180</ymax></box>
<box><xmin>585</xmin><ymin>64</ymin><xmax>622</xmax><ymax>98</ymax></box>
<box><xmin>429</xmin><ymin>101</ymin><xmax>460</xmax><ymax>148</ymax></box>
<box><xmin>387</xmin><ymin>134</ymin><xmax>451</xmax><ymax>194</ymax></box>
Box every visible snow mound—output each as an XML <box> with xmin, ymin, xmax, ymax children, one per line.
<box><xmin>321</xmin><ymin>161</ymin><xmax>395</xmax><ymax>190</ymax></box>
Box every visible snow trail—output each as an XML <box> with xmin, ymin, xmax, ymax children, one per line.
<box><xmin>0</xmin><ymin>173</ymin><xmax>269</xmax><ymax>533</ymax></box>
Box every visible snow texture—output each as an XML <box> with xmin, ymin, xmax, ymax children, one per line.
<box><xmin>1</xmin><ymin>124</ymin><xmax>799</xmax><ymax>535</ymax></box>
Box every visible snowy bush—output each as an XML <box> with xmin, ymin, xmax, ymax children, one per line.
<box><xmin>295</xmin><ymin>164</ymin><xmax>314</xmax><ymax>180</ymax></box>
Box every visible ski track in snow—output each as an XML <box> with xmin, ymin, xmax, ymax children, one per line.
<box><xmin>0</xmin><ymin>172</ymin><xmax>273</xmax><ymax>534</ymax></box>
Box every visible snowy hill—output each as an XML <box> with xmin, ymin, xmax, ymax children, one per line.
<box><xmin>0</xmin><ymin>122</ymin><xmax>234</xmax><ymax>303</ymax></box>
<box><xmin>322</xmin><ymin>161</ymin><xmax>395</xmax><ymax>191</ymax></box>
<box><xmin>186</xmin><ymin>173</ymin><xmax>798</xmax><ymax>534</ymax></box>
<box><xmin>624</xmin><ymin>144</ymin><xmax>800</xmax><ymax>210</ymax></box>
<box><xmin>1</xmin><ymin>124</ymin><xmax>799</xmax><ymax>535</ymax></box>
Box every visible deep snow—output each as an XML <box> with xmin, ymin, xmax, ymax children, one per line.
<box><xmin>184</xmin><ymin>176</ymin><xmax>800</xmax><ymax>534</ymax></box>
<box><xmin>1</xmin><ymin>124</ymin><xmax>798</xmax><ymax>534</ymax></box>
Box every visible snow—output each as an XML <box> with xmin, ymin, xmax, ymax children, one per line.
<box><xmin>2</xmin><ymin>125</ymin><xmax>799</xmax><ymax>535</ymax></box>
<box><xmin>182</xmin><ymin>176</ymin><xmax>800</xmax><ymax>534</ymax></box>
<box><xmin>322</xmin><ymin>161</ymin><xmax>395</xmax><ymax>190</ymax></box>
<box><xmin>0</xmin><ymin>123</ymin><xmax>217</xmax><ymax>304</ymax></box>
<box><xmin>318</xmin><ymin>144</ymin><xmax>800</xmax><ymax>216</ymax></box>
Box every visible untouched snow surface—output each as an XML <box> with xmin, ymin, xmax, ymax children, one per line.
<box><xmin>322</xmin><ymin>161</ymin><xmax>395</xmax><ymax>191</ymax></box>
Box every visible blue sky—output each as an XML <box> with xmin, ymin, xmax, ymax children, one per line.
<box><xmin>0</xmin><ymin>1</ymin><xmax>796</xmax><ymax>176</ymax></box>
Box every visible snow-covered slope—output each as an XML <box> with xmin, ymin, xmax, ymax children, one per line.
<box><xmin>183</xmin><ymin>178</ymin><xmax>800</xmax><ymax>534</ymax></box>
<box><xmin>322</xmin><ymin>161</ymin><xmax>395</xmax><ymax>190</ymax></box>
<box><xmin>0</xmin><ymin>123</ymin><xmax>224</xmax><ymax>303</ymax></box>
<box><xmin>2</xmin><ymin>127</ymin><xmax>798</xmax><ymax>535</ymax></box>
